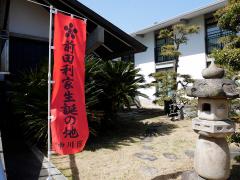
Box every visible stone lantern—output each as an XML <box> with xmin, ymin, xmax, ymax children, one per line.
<box><xmin>186</xmin><ymin>61</ymin><xmax>239</xmax><ymax>180</ymax></box>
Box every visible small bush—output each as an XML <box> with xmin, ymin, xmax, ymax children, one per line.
<box><xmin>8</xmin><ymin>56</ymin><xmax>147</xmax><ymax>149</ymax></box>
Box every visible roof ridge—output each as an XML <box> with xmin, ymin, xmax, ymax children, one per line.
<box><xmin>131</xmin><ymin>0</ymin><xmax>227</xmax><ymax>35</ymax></box>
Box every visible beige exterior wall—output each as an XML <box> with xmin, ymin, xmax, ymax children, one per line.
<box><xmin>8</xmin><ymin>0</ymin><xmax>49</xmax><ymax>39</ymax></box>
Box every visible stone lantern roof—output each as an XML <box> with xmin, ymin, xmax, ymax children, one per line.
<box><xmin>186</xmin><ymin>61</ymin><xmax>239</xmax><ymax>99</ymax></box>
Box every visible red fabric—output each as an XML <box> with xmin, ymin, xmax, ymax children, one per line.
<box><xmin>51</xmin><ymin>12</ymin><xmax>89</xmax><ymax>155</ymax></box>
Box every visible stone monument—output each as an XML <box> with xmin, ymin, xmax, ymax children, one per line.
<box><xmin>186</xmin><ymin>60</ymin><xmax>239</xmax><ymax>180</ymax></box>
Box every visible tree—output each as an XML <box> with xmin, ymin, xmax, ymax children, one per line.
<box><xmin>150</xmin><ymin>71</ymin><xmax>176</xmax><ymax>105</ymax></box>
<box><xmin>215</xmin><ymin>0</ymin><xmax>240</xmax><ymax>33</ymax></box>
<box><xmin>151</xmin><ymin>23</ymin><xmax>198</xmax><ymax>111</ymax></box>
<box><xmin>158</xmin><ymin>23</ymin><xmax>200</xmax><ymax>74</ymax></box>
<box><xmin>150</xmin><ymin>72</ymin><xmax>194</xmax><ymax>106</ymax></box>
<box><xmin>211</xmin><ymin>0</ymin><xmax>240</xmax><ymax>73</ymax></box>
<box><xmin>212</xmin><ymin>0</ymin><xmax>240</xmax><ymax>146</ymax></box>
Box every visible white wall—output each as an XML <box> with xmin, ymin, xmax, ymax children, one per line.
<box><xmin>8</xmin><ymin>0</ymin><xmax>49</xmax><ymax>39</ymax></box>
<box><xmin>133</xmin><ymin>15</ymin><xmax>208</xmax><ymax>108</ymax></box>
<box><xmin>178</xmin><ymin>15</ymin><xmax>207</xmax><ymax>79</ymax></box>
<box><xmin>134</xmin><ymin>32</ymin><xmax>159</xmax><ymax>108</ymax></box>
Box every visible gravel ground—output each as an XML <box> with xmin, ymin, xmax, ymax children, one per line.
<box><xmin>51</xmin><ymin>109</ymin><xmax>239</xmax><ymax>180</ymax></box>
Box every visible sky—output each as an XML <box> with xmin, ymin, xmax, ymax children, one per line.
<box><xmin>79</xmin><ymin>0</ymin><xmax>217</xmax><ymax>34</ymax></box>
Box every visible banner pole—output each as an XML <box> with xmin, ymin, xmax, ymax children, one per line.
<box><xmin>47</xmin><ymin>5</ymin><xmax>53</xmax><ymax>180</ymax></box>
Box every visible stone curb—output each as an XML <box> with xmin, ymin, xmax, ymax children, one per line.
<box><xmin>28</xmin><ymin>144</ymin><xmax>67</xmax><ymax>180</ymax></box>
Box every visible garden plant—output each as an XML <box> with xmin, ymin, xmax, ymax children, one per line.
<box><xmin>211</xmin><ymin>0</ymin><xmax>240</xmax><ymax>146</ymax></box>
<box><xmin>151</xmin><ymin>23</ymin><xmax>199</xmax><ymax>114</ymax></box>
<box><xmin>8</xmin><ymin>56</ymin><xmax>147</xmax><ymax>149</ymax></box>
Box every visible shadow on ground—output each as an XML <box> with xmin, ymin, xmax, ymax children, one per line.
<box><xmin>69</xmin><ymin>154</ymin><xmax>80</xmax><ymax>180</ymax></box>
<box><xmin>230</xmin><ymin>163</ymin><xmax>240</xmax><ymax>180</ymax></box>
<box><xmin>85</xmin><ymin>109</ymin><xmax>178</xmax><ymax>151</ymax></box>
<box><xmin>151</xmin><ymin>171</ymin><xmax>183</xmax><ymax>180</ymax></box>
<box><xmin>151</xmin><ymin>163</ymin><xmax>240</xmax><ymax>180</ymax></box>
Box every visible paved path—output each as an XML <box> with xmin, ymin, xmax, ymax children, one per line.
<box><xmin>2</xmin><ymin>130</ymin><xmax>43</xmax><ymax>180</ymax></box>
<box><xmin>1</xmin><ymin>127</ymin><xmax>66</xmax><ymax>180</ymax></box>
<box><xmin>0</xmin><ymin>82</ymin><xmax>65</xmax><ymax>180</ymax></box>
<box><xmin>0</xmin><ymin>132</ymin><xmax>6</xmax><ymax>180</ymax></box>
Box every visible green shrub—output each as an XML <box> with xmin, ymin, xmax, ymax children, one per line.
<box><xmin>8</xmin><ymin>56</ymin><xmax>147</xmax><ymax>148</ymax></box>
<box><xmin>97</xmin><ymin>60</ymin><xmax>147</xmax><ymax>115</ymax></box>
<box><xmin>7</xmin><ymin>62</ymin><xmax>48</xmax><ymax>149</ymax></box>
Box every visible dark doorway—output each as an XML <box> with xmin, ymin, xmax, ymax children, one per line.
<box><xmin>9</xmin><ymin>36</ymin><xmax>48</xmax><ymax>74</ymax></box>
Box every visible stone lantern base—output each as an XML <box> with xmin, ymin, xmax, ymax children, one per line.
<box><xmin>194</xmin><ymin>135</ymin><xmax>230</xmax><ymax>180</ymax></box>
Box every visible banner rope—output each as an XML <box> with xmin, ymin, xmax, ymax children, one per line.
<box><xmin>26</xmin><ymin>0</ymin><xmax>87</xmax><ymax>22</ymax></box>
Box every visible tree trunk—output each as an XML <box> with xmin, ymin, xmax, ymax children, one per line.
<box><xmin>174</xmin><ymin>57</ymin><xmax>178</xmax><ymax>73</ymax></box>
<box><xmin>173</xmin><ymin>57</ymin><xmax>179</xmax><ymax>90</ymax></box>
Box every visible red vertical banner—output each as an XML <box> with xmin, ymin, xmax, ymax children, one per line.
<box><xmin>51</xmin><ymin>12</ymin><xmax>89</xmax><ymax>155</ymax></box>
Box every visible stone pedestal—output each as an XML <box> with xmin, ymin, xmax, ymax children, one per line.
<box><xmin>186</xmin><ymin>60</ymin><xmax>239</xmax><ymax>180</ymax></box>
<box><xmin>194</xmin><ymin>135</ymin><xmax>230</xmax><ymax>180</ymax></box>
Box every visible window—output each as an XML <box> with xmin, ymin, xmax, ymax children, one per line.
<box><xmin>121</xmin><ymin>53</ymin><xmax>134</xmax><ymax>63</ymax></box>
<box><xmin>155</xmin><ymin>32</ymin><xmax>174</xmax><ymax>63</ymax></box>
<box><xmin>156</xmin><ymin>67</ymin><xmax>174</xmax><ymax>72</ymax></box>
<box><xmin>9</xmin><ymin>36</ymin><xmax>48</xmax><ymax>73</ymax></box>
<box><xmin>0</xmin><ymin>30</ymin><xmax>9</xmax><ymax>74</ymax></box>
<box><xmin>205</xmin><ymin>16</ymin><xmax>234</xmax><ymax>55</ymax></box>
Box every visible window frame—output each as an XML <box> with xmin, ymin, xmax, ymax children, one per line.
<box><xmin>154</xmin><ymin>30</ymin><xmax>175</xmax><ymax>64</ymax></box>
<box><xmin>205</xmin><ymin>15</ymin><xmax>234</xmax><ymax>55</ymax></box>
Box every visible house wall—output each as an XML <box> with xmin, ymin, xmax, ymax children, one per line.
<box><xmin>178</xmin><ymin>15</ymin><xmax>207</xmax><ymax>80</ymax></box>
<box><xmin>8</xmin><ymin>0</ymin><xmax>49</xmax><ymax>39</ymax></box>
<box><xmin>134</xmin><ymin>15</ymin><xmax>207</xmax><ymax>108</ymax></box>
<box><xmin>134</xmin><ymin>32</ymin><xmax>159</xmax><ymax>108</ymax></box>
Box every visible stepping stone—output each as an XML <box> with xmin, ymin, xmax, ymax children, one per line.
<box><xmin>185</xmin><ymin>150</ymin><xmax>194</xmax><ymax>158</ymax></box>
<box><xmin>142</xmin><ymin>137</ymin><xmax>153</xmax><ymax>142</ymax></box>
<box><xmin>163</xmin><ymin>153</ymin><xmax>177</xmax><ymax>160</ymax></box>
<box><xmin>142</xmin><ymin>145</ymin><xmax>154</xmax><ymax>150</ymax></box>
<box><xmin>140</xmin><ymin>166</ymin><xmax>159</xmax><ymax>176</ymax></box>
<box><xmin>134</xmin><ymin>153</ymin><xmax>158</xmax><ymax>161</ymax></box>
<box><xmin>181</xmin><ymin>170</ymin><xmax>199</xmax><ymax>180</ymax></box>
